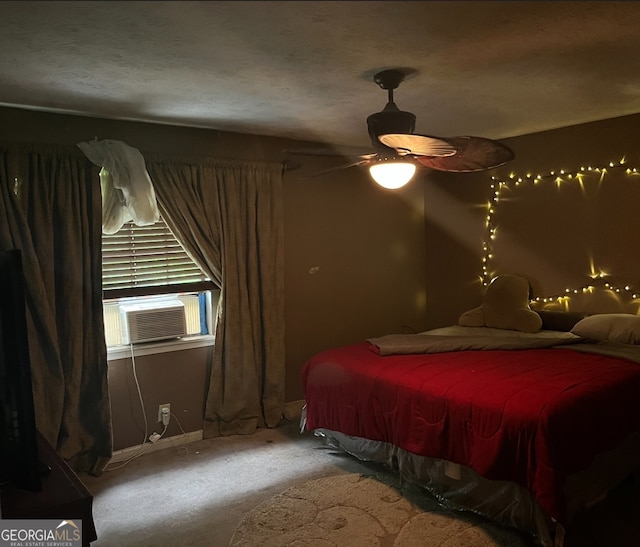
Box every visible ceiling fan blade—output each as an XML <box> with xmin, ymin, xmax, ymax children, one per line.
<box><xmin>415</xmin><ymin>136</ymin><xmax>514</xmax><ymax>172</ymax></box>
<box><xmin>284</xmin><ymin>145</ymin><xmax>375</xmax><ymax>158</ymax></box>
<box><xmin>378</xmin><ymin>134</ymin><xmax>457</xmax><ymax>157</ymax></box>
<box><xmin>307</xmin><ymin>158</ymin><xmax>374</xmax><ymax>177</ymax></box>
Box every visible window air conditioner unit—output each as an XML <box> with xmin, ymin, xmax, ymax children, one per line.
<box><xmin>119</xmin><ymin>299</ymin><xmax>187</xmax><ymax>344</ymax></box>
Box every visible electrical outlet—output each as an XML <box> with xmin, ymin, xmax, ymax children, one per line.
<box><xmin>158</xmin><ymin>403</ymin><xmax>171</xmax><ymax>424</ymax></box>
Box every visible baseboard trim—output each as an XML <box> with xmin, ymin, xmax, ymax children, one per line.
<box><xmin>110</xmin><ymin>430</ymin><xmax>203</xmax><ymax>463</ymax></box>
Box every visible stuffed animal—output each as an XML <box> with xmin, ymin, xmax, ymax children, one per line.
<box><xmin>458</xmin><ymin>274</ymin><xmax>542</xmax><ymax>333</ymax></box>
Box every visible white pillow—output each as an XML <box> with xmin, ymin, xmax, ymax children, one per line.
<box><xmin>571</xmin><ymin>313</ymin><xmax>640</xmax><ymax>345</ymax></box>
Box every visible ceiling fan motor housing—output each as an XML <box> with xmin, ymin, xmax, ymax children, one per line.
<box><xmin>367</xmin><ymin>105</ymin><xmax>416</xmax><ymax>156</ymax></box>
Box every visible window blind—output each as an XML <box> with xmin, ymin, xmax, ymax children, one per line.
<box><xmin>102</xmin><ymin>217</ymin><xmax>210</xmax><ymax>295</ymax></box>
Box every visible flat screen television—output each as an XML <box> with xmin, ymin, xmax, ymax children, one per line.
<box><xmin>0</xmin><ymin>249</ymin><xmax>42</xmax><ymax>492</ymax></box>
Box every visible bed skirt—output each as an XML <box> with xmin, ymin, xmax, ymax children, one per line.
<box><xmin>305</xmin><ymin>417</ymin><xmax>640</xmax><ymax>547</ymax></box>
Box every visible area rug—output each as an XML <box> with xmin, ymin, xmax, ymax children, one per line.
<box><xmin>229</xmin><ymin>473</ymin><xmax>533</xmax><ymax>546</ymax></box>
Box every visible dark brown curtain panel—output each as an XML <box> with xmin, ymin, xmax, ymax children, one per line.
<box><xmin>146</xmin><ymin>158</ymin><xmax>285</xmax><ymax>437</ymax></box>
<box><xmin>0</xmin><ymin>144</ymin><xmax>112</xmax><ymax>474</ymax></box>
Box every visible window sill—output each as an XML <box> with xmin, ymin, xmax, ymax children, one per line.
<box><xmin>107</xmin><ymin>335</ymin><xmax>215</xmax><ymax>361</ymax></box>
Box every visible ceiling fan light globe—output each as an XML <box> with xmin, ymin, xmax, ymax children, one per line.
<box><xmin>369</xmin><ymin>161</ymin><xmax>416</xmax><ymax>189</ymax></box>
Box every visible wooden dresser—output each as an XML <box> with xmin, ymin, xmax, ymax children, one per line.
<box><xmin>1</xmin><ymin>433</ymin><xmax>97</xmax><ymax>546</ymax></box>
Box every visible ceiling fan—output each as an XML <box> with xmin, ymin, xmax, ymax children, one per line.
<box><xmin>290</xmin><ymin>68</ymin><xmax>515</xmax><ymax>188</ymax></box>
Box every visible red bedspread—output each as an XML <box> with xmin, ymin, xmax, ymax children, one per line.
<box><xmin>302</xmin><ymin>341</ymin><xmax>640</xmax><ymax>524</ymax></box>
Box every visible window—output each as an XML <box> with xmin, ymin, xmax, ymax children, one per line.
<box><xmin>102</xmin><ymin>217</ymin><xmax>218</xmax><ymax>348</ymax></box>
<box><xmin>102</xmin><ymin>217</ymin><xmax>212</xmax><ymax>297</ymax></box>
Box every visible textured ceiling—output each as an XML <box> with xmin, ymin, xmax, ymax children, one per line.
<box><xmin>2</xmin><ymin>1</ymin><xmax>640</xmax><ymax>148</ymax></box>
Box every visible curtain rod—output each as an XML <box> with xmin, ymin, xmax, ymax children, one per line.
<box><xmin>81</xmin><ymin>138</ymin><xmax>303</xmax><ymax>172</ymax></box>
<box><xmin>283</xmin><ymin>160</ymin><xmax>301</xmax><ymax>172</ymax></box>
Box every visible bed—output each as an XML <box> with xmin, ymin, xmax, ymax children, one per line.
<box><xmin>301</xmin><ymin>304</ymin><xmax>640</xmax><ymax>546</ymax></box>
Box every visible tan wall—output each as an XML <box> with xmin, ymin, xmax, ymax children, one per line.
<box><xmin>422</xmin><ymin>112</ymin><xmax>640</xmax><ymax>327</ymax></box>
<box><xmin>108</xmin><ymin>347</ymin><xmax>211</xmax><ymax>450</ymax></box>
<box><xmin>8</xmin><ymin>105</ymin><xmax>638</xmax><ymax>445</ymax></box>
<box><xmin>284</xmin><ymin>158</ymin><xmax>430</xmax><ymax>399</ymax></box>
<box><xmin>0</xmin><ymin>106</ymin><xmax>430</xmax><ymax>440</ymax></box>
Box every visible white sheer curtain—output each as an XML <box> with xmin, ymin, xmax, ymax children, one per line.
<box><xmin>78</xmin><ymin>139</ymin><xmax>159</xmax><ymax>234</ymax></box>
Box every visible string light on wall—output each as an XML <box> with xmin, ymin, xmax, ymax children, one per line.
<box><xmin>530</xmin><ymin>277</ymin><xmax>640</xmax><ymax>308</ymax></box>
<box><xmin>481</xmin><ymin>157</ymin><xmax>640</xmax><ymax>303</ymax></box>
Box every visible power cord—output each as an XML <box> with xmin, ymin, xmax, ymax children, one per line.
<box><xmin>170</xmin><ymin>411</ymin><xmax>194</xmax><ymax>457</ymax></box>
<box><xmin>170</xmin><ymin>412</ymin><xmax>186</xmax><ymax>434</ymax></box>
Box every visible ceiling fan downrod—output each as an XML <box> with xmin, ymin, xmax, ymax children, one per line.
<box><xmin>374</xmin><ymin>69</ymin><xmax>406</xmax><ymax>105</ymax></box>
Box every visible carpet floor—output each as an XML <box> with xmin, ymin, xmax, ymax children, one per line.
<box><xmin>79</xmin><ymin>419</ymin><xmax>640</xmax><ymax>546</ymax></box>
